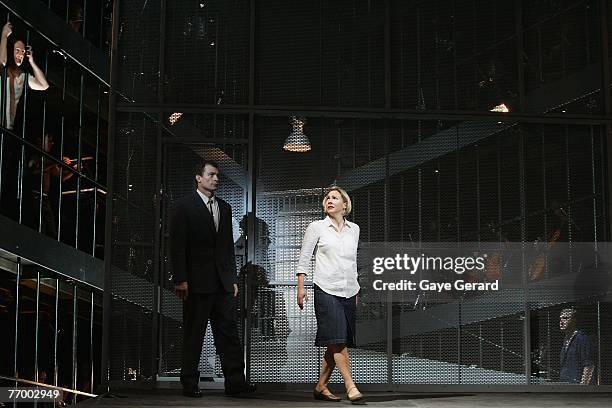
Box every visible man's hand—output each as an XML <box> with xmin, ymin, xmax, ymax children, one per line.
<box><xmin>233</xmin><ymin>283</ymin><xmax>239</xmax><ymax>298</ymax></box>
<box><xmin>175</xmin><ymin>281</ymin><xmax>188</xmax><ymax>300</ymax></box>
<box><xmin>2</xmin><ymin>22</ymin><xmax>12</xmax><ymax>39</ymax></box>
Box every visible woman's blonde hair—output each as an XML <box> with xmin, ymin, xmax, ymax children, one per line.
<box><xmin>322</xmin><ymin>186</ymin><xmax>352</xmax><ymax>216</ymax></box>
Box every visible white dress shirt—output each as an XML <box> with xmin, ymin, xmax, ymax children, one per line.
<box><xmin>196</xmin><ymin>189</ymin><xmax>219</xmax><ymax>231</ymax></box>
<box><xmin>296</xmin><ymin>216</ymin><xmax>360</xmax><ymax>298</ymax></box>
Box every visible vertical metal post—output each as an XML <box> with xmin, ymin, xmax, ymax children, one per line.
<box><xmin>0</xmin><ymin>130</ymin><xmax>4</xmax><ymax>203</ymax></box>
<box><xmin>34</xmin><ymin>270</ymin><xmax>41</xmax><ymax>383</ymax></box>
<box><xmin>38</xmin><ymin>156</ymin><xmax>44</xmax><ymax>232</ymax></box>
<box><xmin>384</xmin><ymin>0</ymin><xmax>391</xmax><ymax>111</ymax></box>
<box><xmin>244</xmin><ymin>0</ymin><xmax>257</xmax><ymax>384</ymax></box>
<box><xmin>384</xmin><ymin>13</ymin><xmax>392</xmax><ymax>387</ymax></box>
<box><xmin>519</xmin><ymin>124</ymin><xmax>531</xmax><ymax>385</ymax></box>
<box><xmin>455</xmin><ymin>126</ymin><xmax>461</xmax><ymax>383</ymax></box>
<box><xmin>17</xmin><ymin>30</ymin><xmax>31</xmax><ymax>225</ymax></box>
<box><xmin>90</xmin><ymin>291</ymin><xmax>95</xmax><ymax>392</ymax></box>
<box><xmin>0</xmin><ymin>13</ymin><xmax>8</xmax><ymax>131</ymax></box>
<box><xmin>383</xmin><ymin>0</ymin><xmax>393</xmax><ymax>377</ymax></box>
<box><xmin>597</xmin><ymin>301</ymin><xmax>602</xmax><ymax>384</ymax></box>
<box><xmin>72</xmin><ymin>284</ymin><xmax>78</xmax><ymax>393</ymax></box>
<box><xmin>600</xmin><ymin>0</ymin><xmax>612</xmax><ymax>240</ymax></box>
<box><xmin>0</xmin><ymin>13</ymin><xmax>10</xmax><ymax>206</ymax></box>
<box><xmin>500</xmin><ymin>320</ymin><xmax>505</xmax><ymax>372</ymax></box>
<box><xmin>92</xmin><ymin>83</ymin><xmax>101</xmax><ymax>255</ymax></box>
<box><xmin>53</xmin><ymin>278</ymin><xmax>60</xmax><ymax>387</ymax></box>
<box><xmin>75</xmin><ymin>73</ymin><xmax>85</xmax><ymax>250</ymax></box>
<box><xmin>101</xmin><ymin>0</ymin><xmax>122</xmax><ymax>392</ymax></box>
<box><xmin>100</xmin><ymin>0</ymin><xmax>106</xmax><ymax>49</ymax></box>
<box><xmin>478</xmin><ymin>324</ymin><xmax>483</xmax><ymax>368</ymax></box>
<box><xmin>13</xmin><ymin>260</ymin><xmax>21</xmax><ymax>386</ymax></box>
<box><xmin>38</xmin><ymin>47</ymin><xmax>50</xmax><ymax>233</ymax></box>
<box><xmin>384</xmin><ymin>126</ymin><xmax>393</xmax><ymax>386</ymax></box>
<box><xmin>515</xmin><ymin>0</ymin><xmax>525</xmax><ymax>111</ymax></box>
<box><xmin>57</xmin><ymin>56</ymin><xmax>68</xmax><ymax>242</ymax></box>
<box><xmin>82</xmin><ymin>0</ymin><xmax>88</xmax><ymax>39</ymax></box>
<box><xmin>152</xmin><ymin>0</ymin><xmax>167</xmax><ymax>380</ymax></box>
<box><xmin>516</xmin><ymin>15</ymin><xmax>527</xmax><ymax>387</ymax></box>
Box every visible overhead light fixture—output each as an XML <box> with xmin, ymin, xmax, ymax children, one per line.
<box><xmin>169</xmin><ymin>112</ymin><xmax>183</xmax><ymax>125</ymax></box>
<box><xmin>490</xmin><ymin>103</ymin><xmax>509</xmax><ymax>113</ymax></box>
<box><xmin>283</xmin><ymin>116</ymin><xmax>311</xmax><ymax>152</ymax></box>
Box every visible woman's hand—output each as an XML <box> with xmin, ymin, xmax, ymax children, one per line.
<box><xmin>26</xmin><ymin>46</ymin><xmax>34</xmax><ymax>63</ymax></box>
<box><xmin>297</xmin><ymin>285</ymin><xmax>308</xmax><ymax>309</ymax></box>
<box><xmin>2</xmin><ymin>22</ymin><xmax>12</xmax><ymax>38</ymax></box>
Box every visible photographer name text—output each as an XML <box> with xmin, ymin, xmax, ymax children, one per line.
<box><xmin>372</xmin><ymin>279</ymin><xmax>499</xmax><ymax>292</ymax></box>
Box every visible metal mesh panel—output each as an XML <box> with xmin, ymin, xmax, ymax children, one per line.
<box><xmin>164</xmin><ymin>1</ymin><xmax>250</xmax><ymax>105</ymax></box>
<box><xmin>523</xmin><ymin>0</ymin><xmax>601</xmax><ymax>107</ymax></box>
<box><xmin>391</xmin><ymin>0</ymin><xmax>517</xmax><ymax>111</ymax></box>
<box><xmin>108</xmin><ymin>112</ymin><xmax>158</xmax><ymax>382</ymax></box>
<box><xmin>252</xmin><ymin>186</ymin><xmax>322</xmax><ymax>382</ymax></box>
<box><xmin>117</xmin><ymin>0</ymin><xmax>161</xmax><ymax>103</ymax></box>
<box><xmin>600</xmin><ymin>302</ymin><xmax>612</xmax><ymax>384</ymax></box>
<box><xmin>250</xmin><ymin>285</ymin><xmax>318</xmax><ymax>382</ymax></box>
<box><xmin>253</xmin><ymin>115</ymin><xmax>608</xmax><ymax>386</ymax></box>
<box><xmin>107</xmin><ymin>0</ymin><xmax>612</xmax><ymax>390</ymax></box>
<box><xmin>256</xmin><ymin>0</ymin><xmax>385</xmax><ymax>107</ymax></box>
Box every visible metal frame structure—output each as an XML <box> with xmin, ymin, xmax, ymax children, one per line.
<box><xmin>99</xmin><ymin>0</ymin><xmax>612</xmax><ymax>393</ymax></box>
<box><xmin>0</xmin><ymin>0</ymin><xmax>110</xmax><ymax>401</ymax></box>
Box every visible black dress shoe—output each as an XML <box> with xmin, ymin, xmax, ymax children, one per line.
<box><xmin>313</xmin><ymin>388</ymin><xmax>341</xmax><ymax>402</ymax></box>
<box><xmin>225</xmin><ymin>382</ymin><xmax>257</xmax><ymax>397</ymax></box>
<box><xmin>182</xmin><ymin>386</ymin><xmax>203</xmax><ymax>398</ymax></box>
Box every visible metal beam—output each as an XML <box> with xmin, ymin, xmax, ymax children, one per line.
<box><xmin>0</xmin><ymin>214</ymin><xmax>104</xmax><ymax>288</ymax></box>
<box><xmin>338</xmin><ymin>121</ymin><xmax>513</xmax><ymax>192</ymax></box>
<box><xmin>115</xmin><ymin>102</ymin><xmax>612</xmax><ymax>125</ymax></box>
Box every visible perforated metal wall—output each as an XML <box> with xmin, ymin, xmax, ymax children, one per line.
<box><xmin>250</xmin><ymin>116</ymin><xmax>609</xmax><ymax>385</ymax></box>
<box><xmin>108</xmin><ymin>0</ymin><xmax>612</xmax><ymax>390</ymax></box>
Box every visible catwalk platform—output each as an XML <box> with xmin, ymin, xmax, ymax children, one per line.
<box><xmin>77</xmin><ymin>389</ymin><xmax>612</xmax><ymax>407</ymax></box>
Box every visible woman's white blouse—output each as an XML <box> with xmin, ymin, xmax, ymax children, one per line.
<box><xmin>296</xmin><ymin>216</ymin><xmax>360</xmax><ymax>298</ymax></box>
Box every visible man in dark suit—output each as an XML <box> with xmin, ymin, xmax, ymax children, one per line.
<box><xmin>170</xmin><ymin>160</ymin><xmax>256</xmax><ymax>398</ymax></box>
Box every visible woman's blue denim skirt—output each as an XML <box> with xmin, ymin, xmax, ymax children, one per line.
<box><xmin>313</xmin><ymin>284</ymin><xmax>356</xmax><ymax>347</ymax></box>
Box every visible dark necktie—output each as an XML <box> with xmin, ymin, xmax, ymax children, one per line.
<box><xmin>208</xmin><ymin>198</ymin><xmax>218</xmax><ymax>231</ymax></box>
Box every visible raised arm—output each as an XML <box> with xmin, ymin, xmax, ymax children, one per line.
<box><xmin>26</xmin><ymin>47</ymin><xmax>49</xmax><ymax>90</ymax></box>
<box><xmin>0</xmin><ymin>22</ymin><xmax>11</xmax><ymax>66</ymax></box>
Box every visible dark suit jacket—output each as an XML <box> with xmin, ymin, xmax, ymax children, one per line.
<box><xmin>170</xmin><ymin>191</ymin><xmax>237</xmax><ymax>293</ymax></box>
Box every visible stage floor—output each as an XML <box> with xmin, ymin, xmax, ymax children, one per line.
<box><xmin>77</xmin><ymin>389</ymin><xmax>612</xmax><ymax>407</ymax></box>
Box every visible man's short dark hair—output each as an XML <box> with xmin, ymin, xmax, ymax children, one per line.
<box><xmin>194</xmin><ymin>160</ymin><xmax>220</xmax><ymax>187</ymax></box>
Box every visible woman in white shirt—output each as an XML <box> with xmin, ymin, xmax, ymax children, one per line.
<box><xmin>1</xmin><ymin>22</ymin><xmax>50</xmax><ymax>130</ymax></box>
<box><xmin>296</xmin><ymin>186</ymin><xmax>363</xmax><ymax>404</ymax></box>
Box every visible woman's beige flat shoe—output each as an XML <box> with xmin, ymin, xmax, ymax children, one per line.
<box><xmin>346</xmin><ymin>386</ymin><xmax>365</xmax><ymax>405</ymax></box>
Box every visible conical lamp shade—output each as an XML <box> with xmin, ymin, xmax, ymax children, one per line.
<box><xmin>283</xmin><ymin>117</ymin><xmax>311</xmax><ymax>152</ymax></box>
